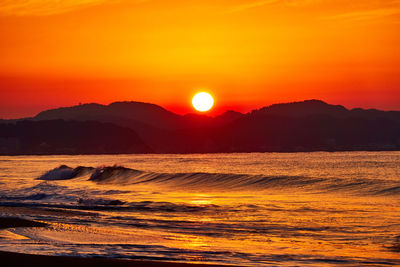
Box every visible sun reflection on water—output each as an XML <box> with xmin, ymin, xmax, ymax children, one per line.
<box><xmin>1</xmin><ymin>152</ymin><xmax>400</xmax><ymax>266</ymax></box>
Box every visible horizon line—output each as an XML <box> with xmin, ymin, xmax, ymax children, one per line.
<box><xmin>2</xmin><ymin>98</ymin><xmax>400</xmax><ymax>121</ymax></box>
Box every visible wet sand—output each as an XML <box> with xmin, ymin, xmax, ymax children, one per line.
<box><xmin>0</xmin><ymin>251</ymin><xmax>239</xmax><ymax>267</ymax></box>
<box><xmin>0</xmin><ymin>217</ymin><xmax>238</xmax><ymax>267</ymax></box>
<box><xmin>0</xmin><ymin>217</ymin><xmax>47</xmax><ymax>229</ymax></box>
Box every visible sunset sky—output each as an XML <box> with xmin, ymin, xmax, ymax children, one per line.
<box><xmin>0</xmin><ymin>0</ymin><xmax>399</xmax><ymax>118</ymax></box>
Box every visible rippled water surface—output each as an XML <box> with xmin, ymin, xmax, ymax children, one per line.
<box><xmin>0</xmin><ymin>152</ymin><xmax>400</xmax><ymax>266</ymax></box>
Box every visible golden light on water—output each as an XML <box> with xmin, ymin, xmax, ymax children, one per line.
<box><xmin>2</xmin><ymin>153</ymin><xmax>400</xmax><ymax>265</ymax></box>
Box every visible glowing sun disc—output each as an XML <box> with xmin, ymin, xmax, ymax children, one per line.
<box><xmin>192</xmin><ymin>92</ymin><xmax>214</xmax><ymax>112</ymax></box>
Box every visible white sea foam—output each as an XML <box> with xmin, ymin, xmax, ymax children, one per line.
<box><xmin>0</xmin><ymin>152</ymin><xmax>400</xmax><ymax>266</ymax></box>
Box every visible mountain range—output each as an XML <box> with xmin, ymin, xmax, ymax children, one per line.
<box><xmin>1</xmin><ymin>99</ymin><xmax>399</xmax><ymax>154</ymax></box>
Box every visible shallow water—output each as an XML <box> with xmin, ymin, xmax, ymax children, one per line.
<box><xmin>0</xmin><ymin>152</ymin><xmax>400</xmax><ymax>266</ymax></box>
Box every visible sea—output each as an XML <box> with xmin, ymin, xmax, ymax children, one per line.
<box><xmin>0</xmin><ymin>152</ymin><xmax>400</xmax><ymax>266</ymax></box>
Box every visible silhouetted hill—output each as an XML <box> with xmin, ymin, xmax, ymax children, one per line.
<box><xmin>29</xmin><ymin>101</ymin><xmax>246</xmax><ymax>152</ymax></box>
<box><xmin>33</xmin><ymin>101</ymin><xmax>245</xmax><ymax>130</ymax></box>
<box><xmin>216</xmin><ymin>114</ymin><xmax>400</xmax><ymax>152</ymax></box>
<box><xmin>252</xmin><ymin>99</ymin><xmax>400</xmax><ymax>121</ymax></box>
<box><xmin>164</xmin><ymin>100</ymin><xmax>400</xmax><ymax>152</ymax></box>
<box><xmin>34</xmin><ymin>102</ymin><xmax>183</xmax><ymax>130</ymax></box>
<box><xmin>1</xmin><ymin>99</ymin><xmax>400</xmax><ymax>154</ymax></box>
<box><xmin>32</xmin><ymin>102</ymin><xmax>185</xmax><ymax>153</ymax></box>
<box><xmin>252</xmin><ymin>100</ymin><xmax>348</xmax><ymax>118</ymax></box>
<box><xmin>214</xmin><ymin>110</ymin><xmax>244</xmax><ymax>124</ymax></box>
<box><xmin>0</xmin><ymin>120</ymin><xmax>151</xmax><ymax>155</ymax></box>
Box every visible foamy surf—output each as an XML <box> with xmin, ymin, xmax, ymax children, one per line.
<box><xmin>37</xmin><ymin>164</ymin><xmax>400</xmax><ymax>196</ymax></box>
<box><xmin>1</xmin><ymin>152</ymin><xmax>400</xmax><ymax>266</ymax></box>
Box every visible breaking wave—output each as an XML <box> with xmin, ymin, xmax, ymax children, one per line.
<box><xmin>38</xmin><ymin>165</ymin><xmax>400</xmax><ymax>196</ymax></box>
<box><xmin>38</xmin><ymin>165</ymin><xmax>94</xmax><ymax>180</ymax></box>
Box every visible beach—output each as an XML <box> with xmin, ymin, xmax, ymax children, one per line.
<box><xmin>1</xmin><ymin>153</ymin><xmax>400</xmax><ymax>266</ymax></box>
<box><xmin>0</xmin><ymin>216</ymin><xmax>237</xmax><ymax>267</ymax></box>
<box><xmin>0</xmin><ymin>251</ymin><xmax>234</xmax><ymax>267</ymax></box>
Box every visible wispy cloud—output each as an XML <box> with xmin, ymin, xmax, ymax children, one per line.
<box><xmin>224</xmin><ymin>0</ymin><xmax>281</xmax><ymax>14</ymax></box>
<box><xmin>0</xmin><ymin>0</ymin><xmax>127</xmax><ymax>16</ymax></box>
<box><xmin>224</xmin><ymin>0</ymin><xmax>400</xmax><ymax>23</ymax></box>
<box><xmin>323</xmin><ymin>7</ymin><xmax>400</xmax><ymax>22</ymax></box>
<box><xmin>318</xmin><ymin>0</ymin><xmax>400</xmax><ymax>22</ymax></box>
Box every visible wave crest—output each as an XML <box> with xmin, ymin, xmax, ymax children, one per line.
<box><xmin>38</xmin><ymin>165</ymin><xmax>94</xmax><ymax>180</ymax></box>
<box><xmin>37</xmin><ymin>165</ymin><xmax>400</xmax><ymax>196</ymax></box>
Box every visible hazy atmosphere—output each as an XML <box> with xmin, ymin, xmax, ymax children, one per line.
<box><xmin>1</xmin><ymin>1</ymin><xmax>400</xmax><ymax>266</ymax></box>
<box><xmin>1</xmin><ymin>0</ymin><xmax>400</xmax><ymax>118</ymax></box>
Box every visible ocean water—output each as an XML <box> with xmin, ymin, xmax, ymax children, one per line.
<box><xmin>0</xmin><ymin>152</ymin><xmax>400</xmax><ymax>266</ymax></box>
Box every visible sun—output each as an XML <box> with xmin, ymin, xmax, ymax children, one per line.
<box><xmin>192</xmin><ymin>92</ymin><xmax>214</xmax><ymax>112</ymax></box>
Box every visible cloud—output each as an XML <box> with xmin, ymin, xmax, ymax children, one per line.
<box><xmin>0</xmin><ymin>0</ymin><xmax>125</xmax><ymax>16</ymax></box>
<box><xmin>322</xmin><ymin>6</ymin><xmax>400</xmax><ymax>21</ymax></box>
<box><xmin>223</xmin><ymin>0</ymin><xmax>400</xmax><ymax>23</ymax></box>
<box><xmin>323</xmin><ymin>7</ymin><xmax>400</xmax><ymax>22</ymax></box>
<box><xmin>313</xmin><ymin>0</ymin><xmax>400</xmax><ymax>22</ymax></box>
<box><xmin>223</xmin><ymin>0</ymin><xmax>281</xmax><ymax>14</ymax></box>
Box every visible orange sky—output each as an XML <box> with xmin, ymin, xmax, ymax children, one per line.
<box><xmin>0</xmin><ymin>0</ymin><xmax>399</xmax><ymax>118</ymax></box>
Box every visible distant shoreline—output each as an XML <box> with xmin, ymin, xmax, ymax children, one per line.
<box><xmin>1</xmin><ymin>100</ymin><xmax>400</xmax><ymax>154</ymax></box>
<box><xmin>1</xmin><ymin>149</ymin><xmax>400</xmax><ymax>156</ymax></box>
